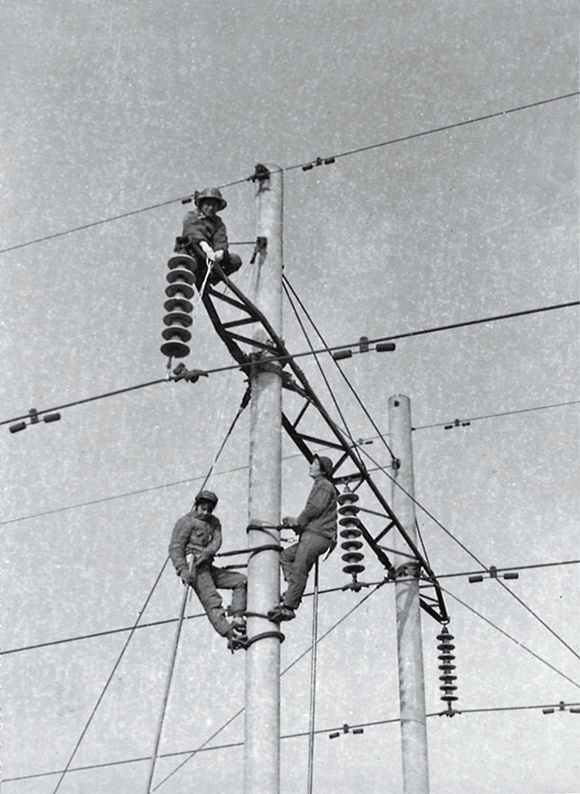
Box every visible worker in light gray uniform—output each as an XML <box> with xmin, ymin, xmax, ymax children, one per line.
<box><xmin>268</xmin><ymin>455</ymin><xmax>338</xmax><ymax>622</ymax></box>
<box><xmin>169</xmin><ymin>490</ymin><xmax>247</xmax><ymax>649</ymax></box>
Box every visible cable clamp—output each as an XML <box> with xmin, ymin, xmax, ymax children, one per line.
<box><xmin>249</xmin><ymin>236</ymin><xmax>267</xmax><ymax>264</ymax></box>
<box><xmin>249</xmin><ymin>163</ymin><xmax>271</xmax><ymax>182</ymax></box>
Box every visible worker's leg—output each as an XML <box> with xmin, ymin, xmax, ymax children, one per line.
<box><xmin>211</xmin><ymin>566</ymin><xmax>247</xmax><ymax>616</ymax></box>
<box><xmin>221</xmin><ymin>252</ymin><xmax>242</xmax><ymax>277</ymax></box>
<box><xmin>283</xmin><ymin>532</ymin><xmax>333</xmax><ymax>610</ymax></box>
<box><xmin>280</xmin><ymin>542</ymin><xmax>299</xmax><ymax>584</ymax></box>
<box><xmin>191</xmin><ymin>565</ymin><xmax>231</xmax><ymax>637</ymax></box>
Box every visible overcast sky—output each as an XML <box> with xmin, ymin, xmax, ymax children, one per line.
<box><xmin>1</xmin><ymin>1</ymin><xmax>579</xmax><ymax>793</ymax></box>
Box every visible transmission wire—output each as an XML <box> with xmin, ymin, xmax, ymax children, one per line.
<box><xmin>1</xmin><ymin>300</ymin><xmax>577</xmax><ymax>430</ymax></box>
<box><xmin>283</xmin><ymin>276</ymin><xmax>397</xmax><ymax>462</ymax></box>
<box><xmin>282</xmin><ymin>279</ymin><xmax>365</xmax><ymax>467</ymax></box>
<box><xmin>355</xmin><ymin>442</ymin><xmax>580</xmax><ymax>662</ymax></box>
<box><xmin>1</xmin><ymin>92</ymin><xmax>576</xmax><ymax>257</ymax></box>
<box><xmin>441</xmin><ymin>584</ymin><xmax>580</xmax><ymax>689</ymax></box>
<box><xmin>152</xmin><ymin>583</ymin><xmax>385</xmax><ymax>790</ymax></box>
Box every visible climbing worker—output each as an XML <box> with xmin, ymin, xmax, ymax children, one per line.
<box><xmin>268</xmin><ymin>455</ymin><xmax>338</xmax><ymax>622</ymax></box>
<box><xmin>169</xmin><ymin>490</ymin><xmax>248</xmax><ymax>651</ymax></box>
<box><xmin>174</xmin><ymin>188</ymin><xmax>242</xmax><ymax>287</ymax></box>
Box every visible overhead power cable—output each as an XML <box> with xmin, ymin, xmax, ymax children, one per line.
<box><xmin>2</xmin><ymin>300</ymin><xmax>577</xmax><ymax>429</ymax></box>
<box><xmin>413</xmin><ymin>400</ymin><xmax>580</xmax><ymax>431</ymax></box>
<box><xmin>355</xmin><ymin>440</ymin><xmax>580</xmax><ymax>663</ymax></box>
<box><xmin>3</xmin><ymin>560</ymin><xmax>578</xmax><ymax>657</ymax></box>
<box><xmin>283</xmin><ymin>276</ymin><xmax>396</xmax><ymax>462</ymax></box>
<box><xmin>2</xmin><ymin>398</ymin><xmax>576</xmax><ymax>529</ymax></box>
<box><xmin>0</xmin><ymin>91</ymin><xmax>580</xmax><ymax>254</ymax></box>
<box><xmin>0</xmin><ymin>92</ymin><xmax>576</xmax><ymax>257</ymax></box>
<box><xmin>441</xmin><ymin>584</ymin><xmax>580</xmax><ymax>690</ymax></box>
<box><xmin>151</xmin><ymin>583</ymin><xmax>385</xmax><ymax>791</ymax></box>
<box><xmin>7</xmin><ymin>699</ymin><xmax>580</xmax><ymax>783</ymax></box>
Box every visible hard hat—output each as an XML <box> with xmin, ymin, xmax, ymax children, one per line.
<box><xmin>194</xmin><ymin>188</ymin><xmax>227</xmax><ymax>211</ymax></box>
<box><xmin>314</xmin><ymin>455</ymin><xmax>334</xmax><ymax>479</ymax></box>
<box><xmin>195</xmin><ymin>490</ymin><xmax>219</xmax><ymax>507</ymax></box>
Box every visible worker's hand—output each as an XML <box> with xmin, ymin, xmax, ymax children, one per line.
<box><xmin>199</xmin><ymin>242</ymin><xmax>216</xmax><ymax>262</ymax></box>
<box><xmin>179</xmin><ymin>568</ymin><xmax>195</xmax><ymax>586</ymax></box>
<box><xmin>214</xmin><ymin>249</ymin><xmax>224</xmax><ymax>262</ymax></box>
<box><xmin>282</xmin><ymin>516</ymin><xmax>299</xmax><ymax>528</ymax></box>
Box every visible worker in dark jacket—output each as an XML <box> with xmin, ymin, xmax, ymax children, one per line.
<box><xmin>175</xmin><ymin>187</ymin><xmax>242</xmax><ymax>285</ymax></box>
<box><xmin>268</xmin><ymin>455</ymin><xmax>338</xmax><ymax>622</ymax></box>
<box><xmin>169</xmin><ymin>490</ymin><xmax>247</xmax><ymax>650</ymax></box>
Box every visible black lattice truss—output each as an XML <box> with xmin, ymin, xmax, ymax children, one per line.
<box><xmin>201</xmin><ymin>265</ymin><xmax>448</xmax><ymax>623</ymax></box>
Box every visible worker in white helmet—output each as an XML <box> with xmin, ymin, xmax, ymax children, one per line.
<box><xmin>169</xmin><ymin>490</ymin><xmax>247</xmax><ymax>651</ymax></box>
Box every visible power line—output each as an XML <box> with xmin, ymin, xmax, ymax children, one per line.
<box><xmin>4</xmin><ymin>560</ymin><xmax>578</xmax><ymax>658</ymax></box>
<box><xmin>353</xmin><ymin>441</ymin><xmax>580</xmax><ymax>663</ymax></box>
<box><xmin>283</xmin><ymin>275</ymin><xmax>396</xmax><ymax>462</ymax></box>
<box><xmin>413</xmin><ymin>400</ymin><xmax>580</xmax><ymax>431</ymax></box>
<box><xmin>151</xmin><ymin>583</ymin><xmax>385</xmax><ymax>790</ymax></box>
<box><xmin>1</xmin><ymin>92</ymin><xmax>576</xmax><ymax>257</ymax></box>
<box><xmin>2</xmin><ymin>398</ymin><xmax>576</xmax><ymax>529</ymax></box>
<box><xmin>441</xmin><ymin>584</ymin><xmax>580</xmax><ymax>690</ymax></box>
<box><xmin>5</xmin><ymin>700</ymin><xmax>579</xmax><ymax>783</ymax></box>
<box><xmin>2</xmin><ymin>300</ymin><xmax>577</xmax><ymax>429</ymax></box>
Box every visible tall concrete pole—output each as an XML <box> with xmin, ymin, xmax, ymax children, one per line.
<box><xmin>388</xmin><ymin>395</ymin><xmax>430</xmax><ymax>794</ymax></box>
<box><xmin>244</xmin><ymin>165</ymin><xmax>284</xmax><ymax>794</ymax></box>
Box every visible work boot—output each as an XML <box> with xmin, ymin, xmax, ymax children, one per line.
<box><xmin>267</xmin><ymin>604</ymin><xmax>295</xmax><ymax>622</ymax></box>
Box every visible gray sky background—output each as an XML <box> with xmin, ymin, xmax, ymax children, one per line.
<box><xmin>1</xmin><ymin>1</ymin><xmax>578</xmax><ymax>792</ymax></box>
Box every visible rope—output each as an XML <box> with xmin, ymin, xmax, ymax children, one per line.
<box><xmin>307</xmin><ymin>561</ymin><xmax>320</xmax><ymax>794</ymax></box>
<box><xmin>189</xmin><ymin>384</ymin><xmax>250</xmax><ymax>510</ymax></box>
<box><xmin>152</xmin><ymin>584</ymin><xmax>386</xmax><ymax>790</ymax></box>
<box><xmin>145</xmin><ymin>565</ymin><xmax>193</xmax><ymax>793</ymax></box>
<box><xmin>49</xmin><ymin>558</ymin><xmax>170</xmax><ymax>794</ymax></box>
<box><xmin>146</xmin><ymin>393</ymin><xmax>251</xmax><ymax>790</ymax></box>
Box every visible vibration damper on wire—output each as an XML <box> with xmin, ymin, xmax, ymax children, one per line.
<box><xmin>10</xmin><ymin>408</ymin><xmax>61</xmax><ymax>434</ymax></box>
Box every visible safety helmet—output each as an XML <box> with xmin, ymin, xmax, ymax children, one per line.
<box><xmin>194</xmin><ymin>187</ymin><xmax>227</xmax><ymax>211</ymax></box>
<box><xmin>314</xmin><ymin>455</ymin><xmax>334</xmax><ymax>479</ymax></box>
<box><xmin>195</xmin><ymin>490</ymin><xmax>219</xmax><ymax>508</ymax></box>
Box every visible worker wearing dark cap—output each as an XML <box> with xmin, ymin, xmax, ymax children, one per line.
<box><xmin>268</xmin><ymin>455</ymin><xmax>338</xmax><ymax>622</ymax></box>
<box><xmin>169</xmin><ymin>490</ymin><xmax>247</xmax><ymax>650</ymax></box>
<box><xmin>174</xmin><ymin>187</ymin><xmax>242</xmax><ymax>286</ymax></box>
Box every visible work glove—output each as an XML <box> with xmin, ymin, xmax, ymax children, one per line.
<box><xmin>199</xmin><ymin>242</ymin><xmax>216</xmax><ymax>262</ymax></box>
<box><xmin>178</xmin><ymin>567</ymin><xmax>195</xmax><ymax>586</ymax></box>
<box><xmin>214</xmin><ymin>249</ymin><xmax>224</xmax><ymax>262</ymax></box>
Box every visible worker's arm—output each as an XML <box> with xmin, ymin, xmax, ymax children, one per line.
<box><xmin>196</xmin><ymin>518</ymin><xmax>223</xmax><ymax>564</ymax></box>
<box><xmin>168</xmin><ymin>516</ymin><xmax>192</xmax><ymax>577</ymax></box>
<box><xmin>284</xmin><ymin>480</ymin><xmax>333</xmax><ymax>530</ymax></box>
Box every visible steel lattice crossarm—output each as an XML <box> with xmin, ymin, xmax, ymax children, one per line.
<box><xmin>200</xmin><ymin>266</ymin><xmax>448</xmax><ymax>623</ymax></box>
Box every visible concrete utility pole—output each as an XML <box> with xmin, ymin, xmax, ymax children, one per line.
<box><xmin>244</xmin><ymin>165</ymin><xmax>284</xmax><ymax>794</ymax></box>
<box><xmin>388</xmin><ymin>395</ymin><xmax>430</xmax><ymax>794</ymax></box>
